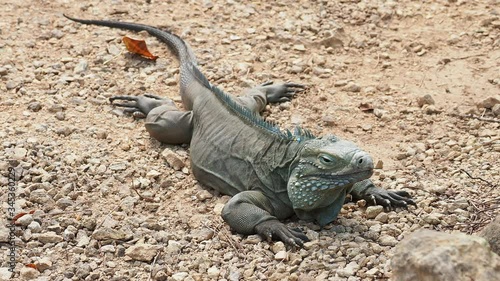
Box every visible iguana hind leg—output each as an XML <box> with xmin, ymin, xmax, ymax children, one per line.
<box><xmin>235</xmin><ymin>82</ymin><xmax>306</xmax><ymax>114</ymax></box>
<box><xmin>110</xmin><ymin>94</ymin><xmax>193</xmax><ymax>144</ymax></box>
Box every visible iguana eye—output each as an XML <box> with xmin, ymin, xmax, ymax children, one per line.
<box><xmin>319</xmin><ymin>155</ymin><xmax>335</xmax><ymax>165</ymax></box>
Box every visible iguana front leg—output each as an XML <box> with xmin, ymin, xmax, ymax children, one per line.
<box><xmin>236</xmin><ymin>82</ymin><xmax>306</xmax><ymax>114</ymax></box>
<box><xmin>221</xmin><ymin>190</ymin><xmax>309</xmax><ymax>247</ymax></box>
<box><xmin>350</xmin><ymin>179</ymin><xmax>416</xmax><ymax>210</ymax></box>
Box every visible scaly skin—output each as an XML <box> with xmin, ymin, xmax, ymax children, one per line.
<box><xmin>65</xmin><ymin>15</ymin><xmax>416</xmax><ymax>247</ymax></box>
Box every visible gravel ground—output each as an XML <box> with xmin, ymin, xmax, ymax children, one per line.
<box><xmin>1</xmin><ymin>0</ymin><xmax>499</xmax><ymax>280</ymax></box>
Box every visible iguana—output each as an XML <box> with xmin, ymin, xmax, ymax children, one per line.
<box><xmin>65</xmin><ymin>15</ymin><xmax>415</xmax><ymax>246</ymax></box>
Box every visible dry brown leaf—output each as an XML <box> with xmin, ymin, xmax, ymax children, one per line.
<box><xmin>122</xmin><ymin>36</ymin><xmax>159</xmax><ymax>60</ymax></box>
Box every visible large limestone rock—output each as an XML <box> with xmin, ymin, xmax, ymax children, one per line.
<box><xmin>479</xmin><ymin>215</ymin><xmax>500</xmax><ymax>255</ymax></box>
<box><xmin>391</xmin><ymin>229</ymin><xmax>500</xmax><ymax>281</ymax></box>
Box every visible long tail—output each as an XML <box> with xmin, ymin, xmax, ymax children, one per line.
<box><xmin>63</xmin><ymin>14</ymin><xmax>197</xmax><ymax>66</ymax></box>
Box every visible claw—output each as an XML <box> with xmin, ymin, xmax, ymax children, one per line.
<box><xmin>112</xmin><ymin>102</ymin><xmax>137</xmax><ymax>108</ymax></box>
<box><xmin>260</xmin><ymin>81</ymin><xmax>274</xmax><ymax>86</ymax></box>
<box><xmin>109</xmin><ymin>95</ymin><xmax>138</xmax><ymax>103</ymax></box>
<box><xmin>284</xmin><ymin>82</ymin><xmax>306</xmax><ymax>89</ymax></box>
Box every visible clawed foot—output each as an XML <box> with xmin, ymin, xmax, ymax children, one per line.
<box><xmin>255</xmin><ymin>220</ymin><xmax>309</xmax><ymax>247</ymax></box>
<box><xmin>259</xmin><ymin>81</ymin><xmax>306</xmax><ymax>103</ymax></box>
<box><xmin>109</xmin><ymin>94</ymin><xmax>169</xmax><ymax>117</ymax></box>
<box><xmin>351</xmin><ymin>179</ymin><xmax>417</xmax><ymax>211</ymax></box>
<box><xmin>368</xmin><ymin>189</ymin><xmax>417</xmax><ymax>211</ymax></box>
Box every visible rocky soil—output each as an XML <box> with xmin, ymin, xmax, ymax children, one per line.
<box><xmin>1</xmin><ymin>0</ymin><xmax>499</xmax><ymax>280</ymax></box>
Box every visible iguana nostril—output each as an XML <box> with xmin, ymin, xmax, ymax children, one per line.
<box><xmin>353</xmin><ymin>152</ymin><xmax>373</xmax><ymax>169</ymax></box>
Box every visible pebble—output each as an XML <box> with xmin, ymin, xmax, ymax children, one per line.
<box><xmin>379</xmin><ymin>235</ymin><xmax>398</xmax><ymax>246</ymax></box>
<box><xmin>27</xmin><ymin>221</ymin><xmax>42</xmax><ymax>233</ymax></box>
<box><xmin>274</xmin><ymin>251</ymin><xmax>288</xmax><ymax>261</ymax></box>
<box><xmin>171</xmin><ymin>272</ymin><xmax>189</xmax><ymax>281</ymax></box>
<box><xmin>20</xmin><ymin>267</ymin><xmax>40</xmax><ymax>280</ymax></box>
<box><xmin>417</xmin><ymin>94</ymin><xmax>435</xmax><ymax>107</ymax></box>
<box><xmin>15</xmin><ymin>214</ymin><xmax>33</xmax><ymax>227</ymax></box>
<box><xmin>73</xmin><ymin>59</ymin><xmax>88</xmax><ymax>74</ymax></box>
<box><xmin>0</xmin><ymin>268</ymin><xmax>12</xmax><ymax>280</ymax></box>
<box><xmin>28</xmin><ymin>101</ymin><xmax>43</xmax><ymax>112</ymax></box>
<box><xmin>476</xmin><ymin>96</ymin><xmax>499</xmax><ymax>109</ymax></box>
<box><xmin>92</xmin><ymin>227</ymin><xmax>132</xmax><ymax>241</ymax></box>
<box><xmin>207</xmin><ymin>266</ymin><xmax>220</xmax><ymax>278</ymax></box>
<box><xmin>337</xmin><ymin>261</ymin><xmax>359</xmax><ymax>277</ymax></box>
<box><xmin>33</xmin><ymin>232</ymin><xmax>63</xmax><ymax>244</ymax></box>
<box><xmin>166</xmin><ymin>240</ymin><xmax>182</xmax><ymax>254</ymax></box>
<box><xmin>100</xmin><ymin>245</ymin><xmax>116</xmax><ymax>253</ymax></box>
<box><xmin>345</xmin><ymin>82</ymin><xmax>361</xmax><ymax>92</ymax></box>
<box><xmin>491</xmin><ymin>104</ymin><xmax>500</xmax><ymax>116</ymax></box>
<box><xmin>35</xmin><ymin>257</ymin><xmax>52</xmax><ymax>272</ymax></box>
<box><xmin>125</xmin><ymin>243</ymin><xmax>162</xmax><ymax>262</ymax></box>
<box><xmin>162</xmin><ymin>148</ymin><xmax>185</xmax><ymax>171</ymax></box>
<box><xmin>366</xmin><ymin>206</ymin><xmax>384</xmax><ymax>219</ymax></box>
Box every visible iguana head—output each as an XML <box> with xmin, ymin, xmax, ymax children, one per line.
<box><xmin>288</xmin><ymin>135</ymin><xmax>374</xmax><ymax>212</ymax></box>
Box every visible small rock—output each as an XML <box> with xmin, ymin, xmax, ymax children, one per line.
<box><xmin>191</xmin><ymin>228</ymin><xmax>215</xmax><ymax>241</ymax></box>
<box><xmin>423</xmin><ymin>213</ymin><xmax>442</xmax><ymax>225</ymax></box>
<box><xmin>375</xmin><ymin>160</ymin><xmax>384</xmax><ymax>169</ymax></box>
<box><xmin>73</xmin><ymin>59</ymin><xmax>88</xmax><ymax>74</ymax></box>
<box><xmin>166</xmin><ymin>240</ymin><xmax>182</xmax><ymax>254</ymax></box>
<box><xmin>63</xmin><ymin>225</ymin><xmax>78</xmax><ymax>241</ymax></box>
<box><xmin>322</xmin><ymin>115</ymin><xmax>336</xmax><ymax>126</ymax></box>
<box><xmin>0</xmin><ymin>227</ymin><xmax>10</xmax><ymax>243</ymax></box>
<box><xmin>92</xmin><ymin>227</ymin><xmax>132</xmax><ymax>241</ymax></box>
<box><xmin>366</xmin><ymin>206</ymin><xmax>384</xmax><ymax>219</ymax></box>
<box><xmin>20</xmin><ymin>267</ymin><xmax>40</xmax><ymax>280</ymax></box>
<box><xmin>317</xmin><ymin>36</ymin><xmax>343</xmax><ymax>48</ymax></box>
<box><xmin>27</xmin><ymin>221</ymin><xmax>42</xmax><ymax>233</ymax></box>
<box><xmin>492</xmin><ymin>104</ymin><xmax>500</xmax><ymax>116</ymax></box>
<box><xmin>196</xmin><ymin>190</ymin><xmax>213</xmax><ymax>201</ymax></box>
<box><xmin>100</xmin><ymin>244</ymin><xmax>116</xmax><ymax>253</ymax></box>
<box><xmin>337</xmin><ymin>261</ymin><xmax>359</xmax><ymax>277</ymax></box>
<box><xmin>15</xmin><ymin>214</ymin><xmax>33</xmax><ymax>227</ymax></box>
<box><xmin>28</xmin><ymin>101</ymin><xmax>43</xmax><ymax>112</ymax></box>
<box><xmin>33</xmin><ymin>232</ymin><xmax>63</xmax><ymax>244</ymax></box>
<box><xmin>0</xmin><ymin>268</ymin><xmax>13</xmax><ymax>280</ymax></box>
<box><xmin>56</xmin><ymin>197</ymin><xmax>73</xmax><ymax>209</ymax></box>
<box><xmin>345</xmin><ymin>82</ymin><xmax>361</xmax><ymax>92</ymax></box>
<box><xmin>272</xmin><ymin>241</ymin><xmax>286</xmax><ymax>254</ymax></box>
<box><xmin>417</xmin><ymin>94</ymin><xmax>435</xmax><ymax>107</ymax></box>
<box><xmin>274</xmin><ymin>251</ymin><xmax>288</xmax><ymax>261</ymax></box>
<box><xmin>207</xmin><ymin>266</ymin><xmax>220</xmax><ymax>278</ymax></box>
<box><xmin>334</xmin><ymin>80</ymin><xmax>348</xmax><ymax>87</ymax></box>
<box><xmin>293</xmin><ymin>44</ymin><xmax>306</xmax><ymax>51</ymax></box>
<box><xmin>55</xmin><ymin>111</ymin><xmax>65</xmax><ymax>120</ymax></box>
<box><xmin>375</xmin><ymin>212</ymin><xmax>389</xmax><ymax>223</ymax></box>
<box><xmin>35</xmin><ymin>257</ymin><xmax>52</xmax><ymax>272</ymax></box>
<box><xmin>161</xmin><ymin>148</ymin><xmax>185</xmax><ymax>171</ymax></box>
<box><xmin>109</xmin><ymin>162</ymin><xmax>127</xmax><ymax>171</ymax></box>
<box><xmin>476</xmin><ymin>96</ymin><xmax>499</xmax><ymax>109</ymax></box>
<box><xmin>423</xmin><ymin>105</ymin><xmax>442</xmax><ymax>114</ymax></box>
<box><xmin>125</xmin><ymin>243</ymin><xmax>162</xmax><ymax>262</ymax></box>
<box><xmin>379</xmin><ymin>234</ymin><xmax>398</xmax><ymax>246</ymax></box>
<box><xmin>12</xmin><ymin>148</ymin><xmax>27</xmax><ymax>160</ymax></box>
<box><xmin>171</xmin><ymin>272</ymin><xmax>189</xmax><ymax>281</ymax></box>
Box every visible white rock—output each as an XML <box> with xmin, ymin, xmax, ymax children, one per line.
<box><xmin>171</xmin><ymin>272</ymin><xmax>189</xmax><ymax>281</ymax></box>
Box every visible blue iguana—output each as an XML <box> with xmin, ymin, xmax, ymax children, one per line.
<box><xmin>65</xmin><ymin>15</ymin><xmax>415</xmax><ymax>246</ymax></box>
